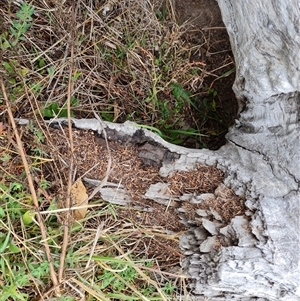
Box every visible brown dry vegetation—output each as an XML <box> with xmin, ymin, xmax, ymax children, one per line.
<box><xmin>1</xmin><ymin>0</ymin><xmax>236</xmax><ymax>148</ymax></box>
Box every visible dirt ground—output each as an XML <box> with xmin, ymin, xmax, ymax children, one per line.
<box><xmin>175</xmin><ymin>0</ymin><xmax>237</xmax><ymax>149</ymax></box>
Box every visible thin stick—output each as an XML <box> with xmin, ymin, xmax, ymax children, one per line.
<box><xmin>58</xmin><ymin>1</ymin><xmax>76</xmax><ymax>282</ymax></box>
<box><xmin>84</xmin><ymin>111</ymin><xmax>113</xmax><ymax>202</ymax></box>
<box><xmin>85</xmin><ymin>222</ymin><xmax>104</xmax><ymax>269</ymax></box>
<box><xmin>0</xmin><ymin>78</ymin><xmax>59</xmax><ymax>293</ymax></box>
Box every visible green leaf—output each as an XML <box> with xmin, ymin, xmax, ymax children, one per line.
<box><xmin>165</xmin><ymin>128</ymin><xmax>207</xmax><ymax>137</ymax></box>
<box><xmin>50</xmin><ymin>102</ymin><xmax>59</xmax><ymax>112</ymax></box>
<box><xmin>20</xmin><ymin>67</ymin><xmax>29</xmax><ymax>77</ymax></box>
<box><xmin>1</xmin><ymin>39</ymin><xmax>11</xmax><ymax>49</ymax></box>
<box><xmin>0</xmin><ymin>232</ymin><xmax>10</xmax><ymax>253</ymax></box>
<box><xmin>43</xmin><ymin>108</ymin><xmax>53</xmax><ymax>118</ymax></box>
<box><xmin>171</xmin><ymin>82</ymin><xmax>191</xmax><ymax>102</ymax></box>
<box><xmin>72</xmin><ymin>71</ymin><xmax>81</xmax><ymax>81</ymax></box>
<box><xmin>29</xmin><ymin>82</ymin><xmax>42</xmax><ymax>95</ymax></box>
<box><xmin>43</xmin><ymin>102</ymin><xmax>58</xmax><ymax>117</ymax></box>
<box><xmin>58</xmin><ymin>108</ymin><xmax>69</xmax><ymax>117</ymax></box>
<box><xmin>0</xmin><ymin>207</ymin><xmax>5</xmax><ymax>218</ymax></box>
<box><xmin>3</xmin><ymin>62</ymin><xmax>13</xmax><ymax>73</ymax></box>
<box><xmin>70</xmin><ymin>96</ymin><xmax>79</xmax><ymax>106</ymax></box>
<box><xmin>101</xmin><ymin>112</ymin><xmax>114</xmax><ymax>122</ymax></box>
<box><xmin>38</xmin><ymin>58</ymin><xmax>45</xmax><ymax>68</ymax></box>
<box><xmin>22</xmin><ymin>210</ymin><xmax>35</xmax><ymax>225</ymax></box>
<box><xmin>8</xmin><ymin>242</ymin><xmax>20</xmax><ymax>253</ymax></box>
<box><xmin>8</xmin><ymin>78</ymin><xmax>16</xmax><ymax>85</ymax></box>
<box><xmin>0</xmin><ymin>32</ymin><xmax>11</xmax><ymax>49</ymax></box>
<box><xmin>211</xmin><ymin>99</ymin><xmax>216</xmax><ymax>111</ymax></box>
<box><xmin>47</xmin><ymin>66</ymin><xmax>55</xmax><ymax>78</ymax></box>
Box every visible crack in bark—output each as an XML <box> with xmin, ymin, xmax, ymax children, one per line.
<box><xmin>227</xmin><ymin>137</ymin><xmax>264</xmax><ymax>157</ymax></box>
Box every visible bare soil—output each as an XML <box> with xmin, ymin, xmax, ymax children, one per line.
<box><xmin>175</xmin><ymin>0</ymin><xmax>237</xmax><ymax>149</ymax></box>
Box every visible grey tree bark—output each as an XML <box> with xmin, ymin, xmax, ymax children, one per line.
<box><xmin>37</xmin><ymin>0</ymin><xmax>300</xmax><ymax>299</ymax></box>
<box><xmin>178</xmin><ymin>0</ymin><xmax>300</xmax><ymax>299</ymax></box>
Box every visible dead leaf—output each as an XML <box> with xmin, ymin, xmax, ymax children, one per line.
<box><xmin>71</xmin><ymin>179</ymin><xmax>88</xmax><ymax>220</ymax></box>
<box><xmin>0</xmin><ymin>122</ymin><xmax>7</xmax><ymax>136</ymax></box>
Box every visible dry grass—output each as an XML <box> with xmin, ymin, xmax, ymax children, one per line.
<box><xmin>1</xmin><ymin>0</ymin><xmax>207</xmax><ymax>125</ymax></box>
<box><xmin>0</xmin><ymin>0</ymin><xmax>235</xmax><ymax>299</ymax></box>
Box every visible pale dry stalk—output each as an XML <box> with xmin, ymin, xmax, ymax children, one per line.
<box><xmin>58</xmin><ymin>1</ymin><xmax>76</xmax><ymax>283</ymax></box>
<box><xmin>0</xmin><ymin>77</ymin><xmax>60</xmax><ymax>295</ymax></box>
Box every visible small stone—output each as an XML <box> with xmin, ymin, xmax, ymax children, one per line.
<box><xmin>144</xmin><ymin>183</ymin><xmax>178</xmax><ymax>206</ymax></box>
<box><xmin>231</xmin><ymin>216</ymin><xmax>256</xmax><ymax>247</ymax></box>
<box><xmin>194</xmin><ymin>228</ymin><xmax>208</xmax><ymax>241</ymax></box>
<box><xmin>100</xmin><ymin>187</ymin><xmax>132</xmax><ymax>206</ymax></box>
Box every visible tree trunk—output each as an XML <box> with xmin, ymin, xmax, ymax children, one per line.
<box><xmin>179</xmin><ymin>0</ymin><xmax>300</xmax><ymax>299</ymax></box>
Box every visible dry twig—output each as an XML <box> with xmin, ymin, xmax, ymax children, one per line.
<box><xmin>58</xmin><ymin>1</ymin><xmax>76</xmax><ymax>283</ymax></box>
<box><xmin>0</xmin><ymin>77</ymin><xmax>60</xmax><ymax>295</ymax></box>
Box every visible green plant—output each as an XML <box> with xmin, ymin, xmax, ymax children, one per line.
<box><xmin>0</xmin><ymin>1</ymin><xmax>35</xmax><ymax>49</ymax></box>
<box><xmin>0</xmin><ymin>284</ymin><xmax>28</xmax><ymax>301</ymax></box>
<box><xmin>199</xmin><ymin>87</ymin><xmax>230</xmax><ymax>127</ymax></box>
<box><xmin>155</xmin><ymin>0</ymin><xmax>168</xmax><ymax>22</ymax></box>
<box><xmin>0</xmin><ymin>247</ymin><xmax>51</xmax><ymax>301</ymax></box>
<box><xmin>88</xmin><ymin>256</ymin><xmax>176</xmax><ymax>300</ymax></box>
<box><xmin>170</xmin><ymin>82</ymin><xmax>201</xmax><ymax>114</ymax></box>
<box><xmin>161</xmin><ymin>281</ymin><xmax>176</xmax><ymax>295</ymax></box>
<box><xmin>10</xmin><ymin>2</ymin><xmax>34</xmax><ymax>46</ymax></box>
<box><xmin>101</xmin><ymin>106</ymin><xmax>115</xmax><ymax>122</ymax></box>
<box><xmin>0</xmin><ymin>165</ymin><xmax>58</xmax><ymax>300</ymax></box>
<box><xmin>43</xmin><ymin>96</ymin><xmax>79</xmax><ymax>118</ymax></box>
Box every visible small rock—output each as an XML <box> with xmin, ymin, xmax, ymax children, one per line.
<box><xmin>231</xmin><ymin>216</ymin><xmax>256</xmax><ymax>247</ymax></box>
<box><xmin>144</xmin><ymin>183</ymin><xmax>178</xmax><ymax>206</ymax></box>
<box><xmin>194</xmin><ymin>228</ymin><xmax>208</xmax><ymax>241</ymax></box>
<box><xmin>100</xmin><ymin>187</ymin><xmax>132</xmax><ymax>205</ymax></box>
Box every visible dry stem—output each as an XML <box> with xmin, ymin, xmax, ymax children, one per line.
<box><xmin>0</xmin><ymin>77</ymin><xmax>60</xmax><ymax>295</ymax></box>
<box><xmin>58</xmin><ymin>1</ymin><xmax>76</xmax><ymax>283</ymax></box>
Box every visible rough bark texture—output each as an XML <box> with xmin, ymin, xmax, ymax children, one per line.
<box><xmin>33</xmin><ymin>0</ymin><xmax>300</xmax><ymax>299</ymax></box>
<box><xmin>178</xmin><ymin>0</ymin><xmax>300</xmax><ymax>300</ymax></box>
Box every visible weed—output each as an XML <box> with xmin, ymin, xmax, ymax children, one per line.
<box><xmin>155</xmin><ymin>0</ymin><xmax>168</xmax><ymax>22</ymax></box>
<box><xmin>10</xmin><ymin>2</ymin><xmax>34</xmax><ymax>46</ymax></box>
<box><xmin>43</xmin><ymin>96</ymin><xmax>79</xmax><ymax>118</ymax></box>
<box><xmin>92</xmin><ymin>257</ymin><xmax>177</xmax><ymax>300</ymax></box>
<box><xmin>1</xmin><ymin>1</ymin><xmax>35</xmax><ymax>49</ymax></box>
